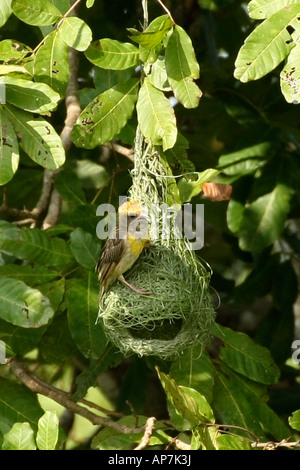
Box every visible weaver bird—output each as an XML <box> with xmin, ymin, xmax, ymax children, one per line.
<box><xmin>96</xmin><ymin>200</ymin><xmax>151</xmax><ymax>298</ymax></box>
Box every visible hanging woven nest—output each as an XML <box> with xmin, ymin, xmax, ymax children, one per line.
<box><xmin>97</xmin><ymin>141</ymin><xmax>216</xmax><ymax>358</ymax></box>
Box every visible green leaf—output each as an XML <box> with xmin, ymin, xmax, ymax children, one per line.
<box><xmin>227</xmin><ymin>199</ymin><xmax>245</xmax><ymax>234</ymax></box>
<box><xmin>86</xmin><ymin>0</ymin><xmax>95</xmax><ymax>7</ymax></box>
<box><xmin>66</xmin><ymin>274</ymin><xmax>107</xmax><ymax>359</ymax></box>
<box><xmin>70</xmin><ymin>227</ymin><xmax>101</xmax><ymax>270</ymax></box>
<box><xmin>170</xmin><ymin>349</ymin><xmax>215</xmax><ymax>403</ymax></box>
<box><xmin>2</xmin><ymin>422</ymin><xmax>36</xmax><ymax>450</ymax></box>
<box><xmin>178</xmin><ymin>169</ymin><xmax>220</xmax><ymax>203</ymax></box>
<box><xmin>0</xmin><ymin>39</ymin><xmax>31</xmax><ymax>61</ymax></box>
<box><xmin>0</xmin><ymin>265</ymin><xmax>58</xmax><ymax>286</ymax></box>
<box><xmin>34</xmin><ymin>30</ymin><xmax>69</xmax><ymax>96</ymax></box>
<box><xmin>0</xmin><ymin>64</ymin><xmax>29</xmax><ymax>75</ymax></box>
<box><xmin>2</xmin><ymin>227</ymin><xmax>74</xmax><ymax>267</ymax></box>
<box><xmin>218</xmin><ymin>142</ymin><xmax>271</xmax><ymax>175</ymax></box>
<box><xmin>289</xmin><ymin>409</ymin><xmax>300</xmax><ymax>431</ymax></box>
<box><xmin>85</xmin><ymin>38</ymin><xmax>139</xmax><ymax>70</ymax></box>
<box><xmin>238</xmin><ymin>183</ymin><xmax>292</xmax><ymax>252</ymax></box>
<box><xmin>55</xmin><ymin>170</ymin><xmax>87</xmax><ymax>205</ymax></box>
<box><xmin>36</xmin><ymin>411</ymin><xmax>59</xmax><ymax>450</ymax></box>
<box><xmin>164</xmin><ymin>132</ymin><xmax>195</xmax><ymax>174</ymax></box>
<box><xmin>212</xmin><ymin>324</ymin><xmax>280</xmax><ymax>384</ymax></box>
<box><xmin>59</xmin><ymin>17</ymin><xmax>92</xmax><ymax>51</ymax></box>
<box><xmin>4</xmin><ymin>104</ymin><xmax>65</xmax><ymax>170</ymax></box>
<box><xmin>0</xmin><ymin>377</ymin><xmax>43</xmax><ymax>434</ymax></box>
<box><xmin>214</xmin><ymin>365</ymin><xmax>290</xmax><ymax>440</ymax></box>
<box><xmin>150</xmin><ymin>56</ymin><xmax>172</xmax><ymax>91</ymax></box>
<box><xmin>71</xmin><ymin>78</ymin><xmax>139</xmax><ymax>149</ymax></box>
<box><xmin>0</xmin><ymin>277</ymin><xmax>54</xmax><ymax>328</ymax></box>
<box><xmin>0</xmin><ymin>0</ymin><xmax>12</xmax><ymax>28</ymax></box>
<box><xmin>2</xmin><ymin>77</ymin><xmax>60</xmax><ymax>114</ymax></box>
<box><xmin>136</xmin><ymin>76</ymin><xmax>177</xmax><ymax>151</ymax></box>
<box><xmin>217</xmin><ymin>434</ymin><xmax>251</xmax><ymax>450</ymax></box>
<box><xmin>157</xmin><ymin>368</ymin><xmax>215</xmax><ymax>429</ymax></box>
<box><xmin>165</xmin><ymin>25</ymin><xmax>202</xmax><ymax>108</ymax></box>
<box><xmin>0</xmin><ymin>107</ymin><xmax>19</xmax><ymax>185</ymax></box>
<box><xmin>280</xmin><ymin>42</ymin><xmax>300</xmax><ymax>104</ymax></box>
<box><xmin>234</xmin><ymin>6</ymin><xmax>300</xmax><ymax>82</ymax></box>
<box><xmin>128</xmin><ymin>15</ymin><xmax>173</xmax><ymax>49</ymax></box>
<box><xmin>248</xmin><ymin>0</ymin><xmax>300</xmax><ymax>19</ymax></box>
<box><xmin>12</xmin><ymin>0</ymin><xmax>61</xmax><ymax>26</ymax></box>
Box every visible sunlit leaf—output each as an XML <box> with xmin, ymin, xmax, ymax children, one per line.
<box><xmin>2</xmin><ymin>76</ymin><xmax>60</xmax><ymax>114</ymax></box>
<box><xmin>136</xmin><ymin>76</ymin><xmax>177</xmax><ymax>150</ymax></box>
<box><xmin>248</xmin><ymin>0</ymin><xmax>300</xmax><ymax>19</ymax></box>
<box><xmin>165</xmin><ymin>25</ymin><xmax>202</xmax><ymax>108</ymax></box>
<box><xmin>2</xmin><ymin>422</ymin><xmax>36</xmax><ymax>450</ymax></box>
<box><xmin>12</xmin><ymin>0</ymin><xmax>61</xmax><ymax>26</ymax></box>
<box><xmin>72</xmin><ymin>78</ymin><xmax>139</xmax><ymax>148</ymax></box>
<box><xmin>0</xmin><ymin>0</ymin><xmax>12</xmax><ymax>28</ymax></box>
<box><xmin>4</xmin><ymin>105</ymin><xmax>65</xmax><ymax>170</ymax></box>
<box><xmin>59</xmin><ymin>17</ymin><xmax>92</xmax><ymax>51</ymax></box>
<box><xmin>0</xmin><ymin>107</ymin><xmax>19</xmax><ymax>185</ymax></box>
<box><xmin>36</xmin><ymin>411</ymin><xmax>59</xmax><ymax>450</ymax></box>
<box><xmin>34</xmin><ymin>30</ymin><xmax>69</xmax><ymax>96</ymax></box>
<box><xmin>85</xmin><ymin>38</ymin><xmax>139</xmax><ymax>70</ymax></box>
<box><xmin>234</xmin><ymin>6</ymin><xmax>300</xmax><ymax>82</ymax></box>
<box><xmin>280</xmin><ymin>41</ymin><xmax>300</xmax><ymax>104</ymax></box>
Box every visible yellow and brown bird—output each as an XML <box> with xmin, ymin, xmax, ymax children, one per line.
<box><xmin>96</xmin><ymin>200</ymin><xmax>151</xmax><ymax>298</ymax></box>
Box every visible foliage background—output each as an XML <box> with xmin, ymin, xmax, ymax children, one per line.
<box><xmin>0</xmin><ymin>0</ymin><xmax>300</xmax><ymax>450</ymax></box>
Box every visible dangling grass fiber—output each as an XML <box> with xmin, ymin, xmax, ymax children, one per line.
<box><xmin>98</xmin><ymin>133</ymin><xmax>216</xmax><ymax>358</ymax></box>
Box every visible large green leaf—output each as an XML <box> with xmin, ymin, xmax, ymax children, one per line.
<box><xmin>150</xmin><ymin>56</ymin><xmax>172</xmax><ymax>91</ymax></box>
<box><xmin>248</xmin><ymin>0</ymin><xmax>300</xmax><ymax>19</ymax></box>
<box><xmin>70</xmin><ymin>227</ymin><xmax>101</xmax><ymax>270</ymax></box>
<box><xmin>157</xmin><ymin>368</ymin><xmax>215</xmax><ymax>429</ymax></box>
<box><xmin>280</xmin><ymin>41</ymin><xmax>300</xmax><ymax>104</ymax></box>
<box><xmin>59</xmin><ymin>17</ymin><xmax>92</xmax><ymax>51</ymax></box>
<box><xmin>11</xmin><ymin>0</ymin><xmax>61</xmax><ymax>26</ymax></box>
<box><xmin>238</xmin><ymin>183</ymin><xmax>292</xmax><ymax>252</ymax></box>
<box><xmin>0</xmin><ymin>377</ymin><xmax>43</xmax><ymax>435</ymax></box>
<box><xmin>2</xmin><ymin>422</ymin><xmax>36</xmax><ymax>450</ymax></box>
<box><xmin>136</xmin><ymin>76</ymin><xmax>177</xmax><ymax>150</ymax></box>
<box><xmin>66</xmin><ymin>275</ymin><xmax>107</xmax><ymax>359</ymax></box>
<box><xmin>213</xmin><ymin>365</ymin><xmax>290</xmax><ymax>440</ymax></box>
<box><xmin>4</xmin><ymin>105</ymin><xmax>65</xmax><ymax>170</ymax></box>
<box><xmin>55</xmin><ymin>170</ymin><xmax>87</xmax><ymax>205</ymax></box>
<box><xmin>0</xmin><ymin>107</ymin><xmax>19</xmax><ymax>185</ymax></box>
<box><xmin>212</xmin><ymin>324</ymin><xmax>280</xmax><ymax>384</ymax></box>
<box><xmin>2</xmin><ymin>227</ymin><xmax>74</xmax><ymax>267</ymax></box>
<box><xmin>85</xmin><ymin>38</ymin><xmax>139</xmax><ymax>70</ymax></box>
<box><xmin>165</xmin><ymin>25</ymin><xmax>202</xmax><ymax>108</ymax></box>
<box><xmin>0</xmin><ymin>0</ymin><xmax>12</xmax><ymax>28</ymax></box>
<box><xmin>71</xmin><ymin>78</ymin><xmax>139</xmax><ymax>149</ymax></box>
<box><xmin>34</xmin><ymin>30</ymin><xmax>69</xmax><ymax>96</ymax></box>
<box><xmin>2</xmin><ymin>76</ymin><xmax>60</xmax><ymax>114</ymax></box>
<box><xmin>170</xmin><ymin>349</ymin><xmax>215</xmax><ymax>403</ymax></box>
<box><xmin>218</xmin><ymin>142</ymin><xmax>271</xmax><ymax>176</ymax></box>
<box><xmin>0</xmin><ymin>265</ymin><xmax>58</xmax><ymax>286</ymax></box>
<box><xmin>234</xmin><ymin>6</ymin><xmax>300</xmax><ymax>82</ymax></box>
<box><xmin>36</xmin><ymin>411</ymin><xmax>59</xmax><ymax>450</ymax></box>
<box><xmin>0</xmin><ymin>277</ymin><xmax>54</xmax><ymax>328</ymax></box>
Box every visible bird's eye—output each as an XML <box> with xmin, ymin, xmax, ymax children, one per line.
<box><xmin>128</xmin><ymin>212</ymin><xmax>137</xmax><ymax>218</ymax></box>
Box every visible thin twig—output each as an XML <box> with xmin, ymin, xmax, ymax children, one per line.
<box><xmin>134</xmin><ymin>417</ymin><xmax>156</xmax><ymax>450</ymax></box>
<box><xmin>8</xmin><ymin>357</ymin><xmax>145</xmax><ymax>434</ymax></box>
<box><xmin>156</xmin><ymin>0</ymin><xmax>176</xmax><ymax>24</ymax></box>
<box><xmin>251</xmin><ymin>439</ymin><xmax>300</xmax><ymax>450</ymax></box>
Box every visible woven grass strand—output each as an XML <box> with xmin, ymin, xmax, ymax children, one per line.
<box><xmin>98</xmin><ymin>137</ymin><xmax>215</xmax><ymax>358</ymax></box>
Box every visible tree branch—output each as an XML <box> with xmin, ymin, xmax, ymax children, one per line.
<box><xmin>8</xmin><ymin>357</ymin><xmax>145</xmax><ymax>435</ymax></box>
<box><xmin>134</xmin><ymin>417</ymin><xmax>156</xmax><ymax>450</ymax></box>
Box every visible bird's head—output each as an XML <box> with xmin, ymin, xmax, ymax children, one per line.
<box><xmin>118</xmin><ymin>200</ymin><xmax>149</xmax><ymax>239</ymax></box>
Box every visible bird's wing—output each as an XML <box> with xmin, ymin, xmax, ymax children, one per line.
<box><xmin>96</xmin><ymin>229</ymin><xmax>125</xmax><ymax>283</ymax></box>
